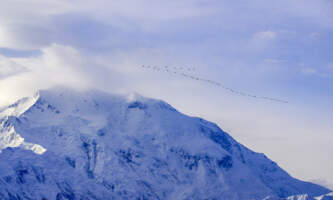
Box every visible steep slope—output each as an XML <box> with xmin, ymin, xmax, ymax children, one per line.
<box><xmin>0</xmin><ymin>88</ymin><xmax>330</xmax><ymax>200</ymax></box>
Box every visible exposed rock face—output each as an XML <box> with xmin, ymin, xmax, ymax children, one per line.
<box><xmin>0</xmin><ymin>88</ymin><xmax>331</xmax><ymax>200</ymax></box>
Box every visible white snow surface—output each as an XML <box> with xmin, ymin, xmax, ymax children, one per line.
<box><xmin>0</xmin><ymin>87</ymin><xmax>331</xmax><ymax>200</ymax></box>
<box><xmin>0</xmin><ymin>93</ymin><xmax>46</xmax><ymax>155</ymax></box>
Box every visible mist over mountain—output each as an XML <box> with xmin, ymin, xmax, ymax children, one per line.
<box><xmin>0</xmin><ymin>87</ymin><xmax>331</xmax><ymax>200</ymax></box>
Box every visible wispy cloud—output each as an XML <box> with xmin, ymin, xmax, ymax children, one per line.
<box><xmin>301</xmin><ymin>67</ymin><xmax>317</xmax><ymax>75</ymax></box>
<box><xmin>0</xmin><ymin>55</ymin><xmax>27</xmax><ymax>79</ymax></box>
<box><xmin>254</xmin><ymin>30</ymin><xmax>277</xmax><ymax>40</ymax></box>
<box><xmin>300</xmin><ymin>64</ymin><xmax>333</xmax><ymax>78</ymax></box>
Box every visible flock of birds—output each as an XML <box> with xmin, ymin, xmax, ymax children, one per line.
<box><xmin>141</xmin><ymin>65</ymin><xmax>288</xmax><ymax>104</ymax></box>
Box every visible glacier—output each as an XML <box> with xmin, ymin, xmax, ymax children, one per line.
<box><xmin>0</xmin><ymin>87</ymin><xmax>331</xmax><ymax>200</ymax></box>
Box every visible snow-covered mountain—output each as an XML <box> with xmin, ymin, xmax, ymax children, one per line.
<box><xmin>0</xmin><ymin>88</ymin><xmax>331</xmax><ymax>200</ymax></box>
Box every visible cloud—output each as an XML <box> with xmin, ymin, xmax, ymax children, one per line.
<box><xmin>0</xmin><ymin>43</ymin><xmax>178</xmax><ymax>106</ymax></box>
<box><xmin>0</xmin><ymin>0</ymin><xmax>218</xmax><ymax>51</ymax></box>
<box><xmin>0</xmin><ymin>24</ymin><xmax>54</xmax><ymax>50</ymax></box>
<box><xmin>0</xmin><ymin>0</ymin><xmax>332</xmax><ymax>53</ymax></box>
<box><xmin>0</xmin><ymin>0</ymin><xmax>72</xmax><ymax>50</ymax></box>
<box><xmin>0</xmin><ymin>55</ymin><xmax>27</xmax><ymax>79</ymax></box>
<box><xmin>0</xmin><ymin>44</ymin><xmax>95</xmax><ymax>106</ymax></box>
<box><xmin>301</xmin><ymin>67</ymin><xmax>317</xmax><ymax>75</ymax></box>
<box><xmin>254</xmin><ymin>30</ymin><xmax>277</xmax><ymax>40</ymax></box>
<box><xmin>300</xmin><ymin>64</ymin><xmax>333</xmax><ymax>78</ymax></box>
<box><xmin>73</xmin><ymin>0</ymin><xmax>217</xmax><ymax>22</ymax></box>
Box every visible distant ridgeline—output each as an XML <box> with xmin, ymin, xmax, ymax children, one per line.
<box><xmin>141</xmin><ymin>65</ymin><xmax>288</xmax><ymax>104</ymax></box>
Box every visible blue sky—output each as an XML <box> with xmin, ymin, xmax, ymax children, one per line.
<box><xmin>0</xmin><ymin>0</ymin><xmax>333</xmax><ymax>189</ymax></box>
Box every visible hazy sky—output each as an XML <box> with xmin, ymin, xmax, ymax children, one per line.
<box><xmin>0</xmin><ymin>0</ymin><xmax>333</xmax><ymax>189</ymax></box>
